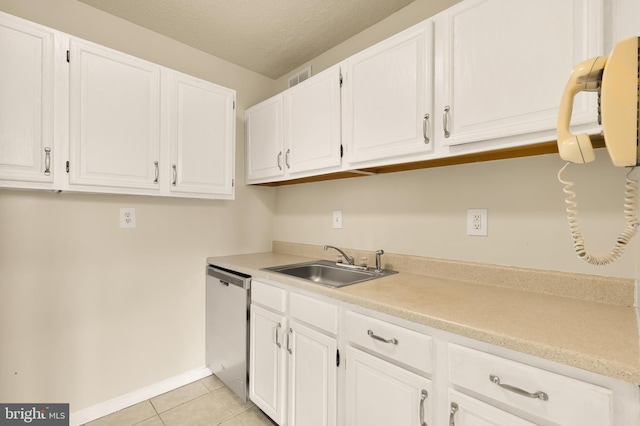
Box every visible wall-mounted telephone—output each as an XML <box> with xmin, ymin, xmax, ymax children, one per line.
<box><xmin>556</xmin><ymin>36</ymin><xmax>640</xmax><ymax>265</ymax></box>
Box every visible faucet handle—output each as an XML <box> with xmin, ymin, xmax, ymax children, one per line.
<box><xmin>375</xmin><ymin>250</ymin><xmax>385</xmax><ymax>272</ymax></box>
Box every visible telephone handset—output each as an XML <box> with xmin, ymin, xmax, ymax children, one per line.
<box><xmin>556</xmin><ymin>36</ymin><xmax>640</xmax><ymax>265</ymax></box>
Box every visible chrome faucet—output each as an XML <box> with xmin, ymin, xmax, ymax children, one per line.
<box><xmin>375</xmin><ymin>249</ymin><xmax>384</xmax><ymax>272</ymax></box>
<box><xmin>323</xmin><ymin>245</ymin><xmax>355</xmax><ymax>265</ymax></box>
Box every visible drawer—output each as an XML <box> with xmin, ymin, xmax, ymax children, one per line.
<box><xmin>251</xmin><ymin>280</ymin><xmax>286</xmax><ymax>312</ymax></box>
<box><xmin>345</xmin><ymin>311</ymin><xmax>432</xmax><ymax>374</ymax></box>
<box><xmin>448</xmin><ymin>344</ymin><xmax>612</xmax><ymax>426</ymax></box>
<box><xmin>289</xmin><ymin>292</ymin><xmax>338</xmax><ymax>335</ymax></box>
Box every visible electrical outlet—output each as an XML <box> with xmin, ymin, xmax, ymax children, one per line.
<box><xmin>467</xmin><ymin>208</ymin><xmax>487</xmax><ymax>236</ymax></box>
<box><xmin>333</xmin><ymin>210</ymin><xmax>343</xmax><ymax>229</ymax></box>
<box><xmin>120</xmin><ymin>207</ymin><xmax>136</xmax><ymax>229</ymax></box>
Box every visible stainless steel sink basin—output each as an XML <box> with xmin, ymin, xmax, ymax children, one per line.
<box><xmin>262</xmin><ymin>260</ymin><xmax>397</xmax><ymax>288</ymax></box>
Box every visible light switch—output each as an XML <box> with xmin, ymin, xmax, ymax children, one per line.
<box><xmin>333</xmin><ymin>210</ymin><xmax>343</xmax><ymax>229</ymax></box>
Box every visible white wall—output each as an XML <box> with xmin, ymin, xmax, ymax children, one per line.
<box><xmin>0</xmin><ymin>0</ymin><xmax>277</xmax><ymax>412</ymax></box>
<box><xmin>274</xmin><ymin>150</ymin><xmax>639</xmax><ymax>279</ymax></box>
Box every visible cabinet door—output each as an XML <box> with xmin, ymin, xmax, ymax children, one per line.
<box><xmin>284</xmin><ymin>64</ymin><xmax>342</xmax><ymax>177</ymax></box>
<box><xmin>0</xmin><ymin>13</ymin><xmax>55</xmax><ymax>188</ymax></box>
<box><xmin>69</xmin><ymin>38</ymin><xmax>161</xmax><ymax>191</ymax></box>
<box><xmin>287</xmin><ymin>320</ymin><xmax>337</xmax><ymax>426</ymax></box>
<box><xmin>249</xmin><ymin>304</ymin><xmax>286</xmax><ymax>425</ymax></box>
<box><xmin>245</xmin><ymin>94</ymin><xmax>284</xmax><ymax>183</ymax></box>
<box><xmin>448</xmin><ymin>390</ymin><xmax>538</xmax><ymax>426</ymax></box>
<box><xmin>345</xmin><ymin>346</ymin><xmax>432</xmax><ymax>426</ymax></box>
<box><xmin>436</xmin><ymin>0</ymin><xmax>603</xmax><ymax>146</ymax></box>
<box><xmin>343</xmin><ymin>21</ymin><xmax>434</xmax><ymax>166</ymax></box>
<box><xmin>168</xmin><ymin>71</ymin><xmax>235</xmax><ymax>198</ymax></box>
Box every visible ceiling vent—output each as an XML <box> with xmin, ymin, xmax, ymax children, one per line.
<box><xmin>288</xmin><ymin>66</ymin><xmax>312</xmax><ymax>88</ymax></box>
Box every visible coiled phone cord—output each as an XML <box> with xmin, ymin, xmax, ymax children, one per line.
<box><xmin>558</xmin><ymin>162</ymin><xmax>639</xmax><ymax>265</ymax></box>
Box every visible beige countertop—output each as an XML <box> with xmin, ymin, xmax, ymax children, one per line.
<box><xmin>207</xmin><ymin>250</ymin><xmax>640</xmax><ymax>384</ymax></box>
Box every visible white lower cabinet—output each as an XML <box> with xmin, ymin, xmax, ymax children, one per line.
<box><xmin>287</xmin><ymin>320</ymin><xmax>337</xmax><ymax>426</ymax></box>
<box><xmin>345</xmin><ymin>346</ymin><xmax>432</xmax><ymax>426</ymax></box>
<box><xmin>249</xmin><ymin>281</ymin><xmax>637</xmax><ymax>426</ymax></box>
<box><xmin>249</xmin><ymin>280</ymin><xmax>338</xmax><ymax>426</ymax></box>
<box><xmin>448</xmin><ymin>343</ymin><xmax>613</xmax><ymax>426</ymax></box>
<box><xmin>250</xmin><ymin>303</ymin><xmax>287</xmax><ymax>424</ymax></box>
<box><xmin>448</xmin><ymin>390</ymin><xmax>537</xmax><ymax>426</ymax></box>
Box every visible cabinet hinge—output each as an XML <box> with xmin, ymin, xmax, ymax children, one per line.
<box><xmin>336</xmin><ymin>349</ymin><xmax>340</xmax><ymax>367</ymax></box>
<box><xmin>66</xmin><ymin>50</ymin><xmax>70</xmax><ymax>63</ymax></box>
<box><xmin>65</xmin><ymin>161</ymin><xmax>69</xmax><ymax>173</ymax></box>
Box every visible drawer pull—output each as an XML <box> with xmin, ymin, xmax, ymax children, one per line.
<box><xmin>367</xmin><ymin>329</ymin><xmax>398</xmax><ymax>345</ymax></box>
<box><xmin>489</xmin><ymin>375</ymin><xmax>549</xmax><ymax>401</ymax></box>
<box><xmin>449</xmin><ymin>402</ymin><xmax>458</xmax><ymax>426</ymax></box>
<box><xmin>419</xmin><ymin>389</ymin><xmax>428</xmax><ymax>426</ymax></box>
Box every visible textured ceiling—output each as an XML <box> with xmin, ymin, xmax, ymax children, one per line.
<box><xmin>77</xmin><ymin>0</ymin><xmax>420</xmax><ymax>79</ymax></box>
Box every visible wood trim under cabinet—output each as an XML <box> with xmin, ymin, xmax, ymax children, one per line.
<box><xmin>253</xmin><ymin>136</ymin><xmax>606</xmax><ymax>187</ymax></box>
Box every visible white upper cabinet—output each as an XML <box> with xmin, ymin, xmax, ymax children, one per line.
<box><xmin>435</xmin><ymin>0</ymin><xmax>603</xmax><ymax>148</ymax></box>
<box><xmin>245</xmin><ymin>94</ymin><xmax>285</xmax><ymax>183</ymax></box>
<box><xmin>283</xmin><ymin>64</ymin><xmax>342</xmax><ymax>177</ymax></box>
<box><xmin>0</xmin><ymin>12</ymin><xmax>56</xmax><ymax>189</ymax></box>
<box><xmin>167</xmin><ymin>71</ymin><xmax>235</xmax><ymax>199</ymax></box>
<box><xmin>343</xmin><ymin>21</ymin><xmax>434</xmax><ymax>167</ymax></box>
<box><xmin>69</xmin><ymin>38</ymin><xmax>161</xmax><ymax>193</ymax></box>
<box><xmin>246</xmin><ymin>64</ymin><xmax>342</xmax><ymax>184</ymax></box>
<box><xmin>0</xmin><ymin>11</ymin><xmax>235</xmax><ymax>199</ymax></box>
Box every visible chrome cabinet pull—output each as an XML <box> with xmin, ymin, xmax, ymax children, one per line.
<box><xmin>449</xmin><ymin>402</ymin><xmax>458</xmax><ymax>426</ymax></box>
<box><xmin>367</xmin><ymin>329</ymin><xmax>398</xmax><ymax>345</ymax></box>
<box><xmin>489</xmin><ymin>375</ymin><xmax>549</xmax><ymax>401</ymax></box>
<box><xmin>172</xmin><ymin>164</ymin><xmax>177</xmax><ymax>186</ymax></box>
<box><xmin>153</xmin><ymin>161</ymin><xmax>159</xmax><ymax>184</ymax></box>
<box><xmin>419</xmin><ymin>389</ymin><xmax>428</xmax><ymax>426</ymax></box>
<box><xmin>277</xmin><ymin>151</ymin><xmax>283</xmax><ymax>170</ymax></box>
<box><xmin>285</xmin><ymin>149</ymin><xmax>291</xmax><ymax>169</ymax></box>
<box><xmin>423</xmin><ymin>114</ymin><xmax>430</xmax><ymax>144</ymax></box>
<box><xmin>43</xmin><ymin>147</ymin><xmax>51</xmax><ymax>176</ymax></box>
<box><xmin>286</xmin><ymin>328</ymin><xmax>293</xmax><ymax>354</ymax></box>
<box><xmin>443</xmin><ymin>105</ymin><xmax>451</xmax><ymax>138</ymax></box>
<box><xmin>275</xmin><ymin>323</ymin><xmax>282</xmax><ymax>348</ymax></box>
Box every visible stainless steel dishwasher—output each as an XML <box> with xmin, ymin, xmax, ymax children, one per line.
<box><xmin>205</xmin><ymin>264</ymin><xmax>251</xmax><ymax>402</ymax></box>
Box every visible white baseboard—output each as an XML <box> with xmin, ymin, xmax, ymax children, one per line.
<box><xmin>69</xmin><ymin>366</ymin><xmax>212</xmax><ymax>426</ymax></box>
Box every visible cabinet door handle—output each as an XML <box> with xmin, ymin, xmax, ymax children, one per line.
<box><xmin>286</xmin><ymin>328</ymin><xmax>293</xmax><ymax>354</ymax></box>
<box><xmin>367</xmin><ymin>329</ymin><xmax>398</xmax><ymax>345</ymax></box>
<box><xmin>423</xmin><ymin>114</ymin><xmax>430</xmax><ymax>144</ymax></box>
<box><xmin>419</xmin><ymin>389</ymin><xmax>428</xmax><ymax>426</ymax></box>
<box><xmin>274</xmin><ymin>323</ymin><xmax>282</xmax><ymax>348</ymax></box>
<box><xmin>172</xmin><ymin>164</ymin><xmax>177</xmax><ymax>186</ymax></box>
<box><xmin>489</xmin><ymin>375</ymin><xmax>549</xmax><ymax>401</ymax></box>
<box><xmin>277</xmin><ymin>151</ymin><xmax>283</xmax><ymax>170</ymax></box>
<box><xmin>285</xmin><ymin>149</ymin><xmax>291</xmax><ymax>169</ymax></box>
<box><xmin>43</xmin><ymin>147</ymin><xmax>51</xmax><ymax>176</ymax></box>
<box><xmin>443</xmin><ymin>106</ymin><xmax>451</xmax><ymax>138</ymax></box>
<box><xmin>449</xmin><ymin>402</ymin><xmax>458</xmax><ymax>426</ymax></box>
<box><xmin>153</xmin><ymin>161</ymin><xmax>159</xmax><ymax>184</ymax></box>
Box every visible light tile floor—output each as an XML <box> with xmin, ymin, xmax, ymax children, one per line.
<box><xmin>84</xmin><ymin>375</ymin><xmax>276</xmax><ymax>426</ymax></box>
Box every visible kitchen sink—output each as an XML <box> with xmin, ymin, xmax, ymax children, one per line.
<box><xmin>262</xmin><ymin>260</ymin><xmax>397</xmax><ymax>288</ymax></box>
